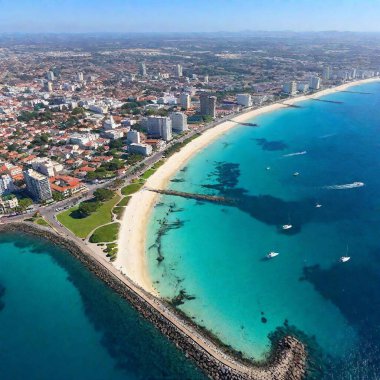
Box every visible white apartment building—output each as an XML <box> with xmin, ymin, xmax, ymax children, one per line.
<box><xmin>180</xmin><ymin>93</ymin><xmax>191</xmax><ymax>109</ymax></box>
<box><xmin>143</xmin><ymin>116</ymin><xmax>172</xmax><ymax>141</ymax></box>
<box><xmin>31</xmin><ymin>158</ymin><xmax>63</xmax><ymax>177</ymax></box>
<box><xmin>0</xmin><ymin>196</ymin><xmax>18</xmax><ymax>214</ymax></box>
<box><xmin>0</xmin><ymin>174</ymin><xmax>15</xmax><ymax>196</ymax></box>
<box><xmin>129</xmin><ymin>143</ymin><xmax>152</xmax><ymax>156</ymax></box>
<box><xmin>236</xmin><ymin>93</ymin><xmax>252</xmax><ymax>107</ymax></box>
<box><xmin>309</xmin><ymin>76</ymin><xmax>321</xmax><ymax>90</ymax></box>
<box><xmin>297</xmin><ymin>82</ymin><xmax>309</xmax><ymax>93</ymax></box>
<box><xmin>47</xmin><ymin>71</ymin><xmax>55</xmax><ymax>81</ymax></box>
<box><xmin>176</xmin><ymin>64</ymin><xmax>183</xmax><ymax>77</ymax></box>
<box><xmin>170</xmin><ymin>112</ymin><xmax>188</xmax><ymax>132</ymax></box>
<box><xmin>127</xmin><ymin>130</ymin><xmax>141</xmax><ymax>144</ymax></box>
<box><xmin>23</xmin><ymin>169</ymin><xmax>52</xmax><ymax>202</ymax></box>
<box><xmin>282</xmin><ymin>81</ymin><xmax>297</xmax><ymax>95</ymax></box>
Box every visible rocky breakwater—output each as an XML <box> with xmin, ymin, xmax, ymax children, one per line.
<box><xmin>0</xmin><ymin>222</ymin><xmax>306</xmax><ymax>380</ymax></box>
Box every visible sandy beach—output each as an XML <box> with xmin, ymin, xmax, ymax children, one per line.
<box><xmin>115</xmin><ymin>77</ymin><xmax>380</xmax><ymax>294</ymax></box>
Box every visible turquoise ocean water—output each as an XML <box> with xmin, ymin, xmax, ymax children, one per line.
<box><xmin>147</xmin><ymin>81</ymin><xmax>380</xmax><ymax>379</ymax></box>
<box><xmin>0</xmin><ymin>233</ymin><xmax>206</xmax><ymax>380</ymax></box>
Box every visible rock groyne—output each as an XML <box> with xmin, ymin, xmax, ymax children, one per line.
<box><xmin>0</xmin><ymin>222</ymin><xmax>306</xmax><ymax>380</ymax></box>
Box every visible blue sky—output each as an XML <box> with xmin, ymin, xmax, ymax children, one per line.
<box><xmin>0</xmin><ymin>0</ymin><xmax>380</xmax><ymax>33</ymax></box>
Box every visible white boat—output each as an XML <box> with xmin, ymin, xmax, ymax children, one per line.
<box><xmin>324</xmin><ymin>181</ymin><xmax>365</xmax><ymax>190</ymax></box>
<box><xmin>283</xmin><ymin>151</ymin><xmax>307</xmax><ymax>157</ymax></box>
<box><xmin>282</xmin><ymin>224</ymin><xmax>293</xmax><ymax>230</ymax></box>
<box><xmin>315</xmin><ymin>203</ymin><xmax>322</xmax><ymax>208</ymax></box>
<box><xmin>267</xmin><ymin>251</ymin><xmax>279</xmax><ymax>259</ymax></box>
<box><xmin>266</xmin><ymin>166</ymin><xmax>271</xmax><ymax>170</ymax></box>
<box><xmin>293</xmin><ymin>172</ymin><xmax>300</xmax><ymax>176</ymax></box>
<box><xmin>352</xmin><ymin>182</ymin><xmax>364</xmax><ymax>187</ymax></box>
<box><xmin>340</xmin><ymin>245</ymin><xmax>350</xmax><ymax>263</ymax></box>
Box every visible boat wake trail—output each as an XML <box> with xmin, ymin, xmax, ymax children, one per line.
<box><xmin>323</xmin><ymin>182</ymin><xmax>365</xmax><ymax>190</ymax></box>
<box><xmin>283</xmin><ymin>151</ymin><xmax>307</xmax><ymax>157</ymax></box>
<box><xmin>318</xmin><ymin>133</ymin><xmax>337</xmax><ymax>139</ymax></box>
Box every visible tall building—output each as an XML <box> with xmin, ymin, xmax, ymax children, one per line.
<box><xmin>0</xmin><ymin>174</ymin><xmax>15</xmax><ymax>196</ymax></box>
<box><xmin>46</xmin><ymin>71</ymin><xmax>55</xmax><ymax>81</ymax></box>
<box><xmin>200</xmin><ymin>94</ymin><xmax>216</xmax><ymax>118</ymax></box>
<box><xmin>31</xmin><ymin>158</ymin><xmax>63</xmax><ymax>177</ymax></box>
<box><xmin>180</xmin><ymin>93</ymin><xmax>191</xmax><ymax>109</ymax></box>
<box><xmin>127</xmin><ymin>130</ymin><xmax>141</xmax><ymax>144</ymax></box>
<box><xmin>204</xmin><ymin>75</ymin><xmax>209</xmax><ymax>83</ymax></box>
<box><xmin>176</xmin><ymin>64</ymin><xmax>183</xmax><ymax>77</ymax></box>
<box><xmin>309</xmin><ymin>76</ymin><xmax>321</xmax><ymax>90</ymax></box>
<box><xmin>170</xmin><ymin>112</ymin><xmax>188</xmax><ymax>132</ymax></box>
<box><xmin>282</xmin><ymin>81</ymin><xmax>297</xmax><ymax>95</ymax></box>
<box><xmin>23</xmin><ymin>169</ymin><xmax>52</xmax><ymax>202</ymax></box>
<box><xmin>77</xmin><ymin>72</ymin><xmax>84</xmax><ymax>82</ymax></box>
<box><xmin>144</xmin><ymin>116</ymin><xmax>172</xmax><ymax>141</ymax></box>
<box><xmin>129</xmin><ymin>143</ymin><xmax>152</xmax><ymax>156</ymax></box>
<box><xmin>45</xmin><ymin>81</ymin><xmax>53</xmax><ymax>92</ymax></box>
<box><xmin>297</xmin><ymin>82</ymin><xmax>309</xmax><ymax>93</ymax></box>
<box><xmin>322</xmin><ymin>66</ymin><xmax>331</xmax><ymax>81</ymax></box>
<box><xmin>236</xmin><ymin>94</ymin><xmax>252</xmax><ymax>107</ymax></box>
<box><xmin>103</xmin><ymin>115</ymin><xmax>118</xmax><ymax>130</ymax></box>
<box><xmin>140</xmin><ymin>62</ymin><xmax>147</xmax><ymax>77</ymax></box>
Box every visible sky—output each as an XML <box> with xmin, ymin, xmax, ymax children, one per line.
<box><xmin>1</xmin><ymin>0</ymin><xmax>380</xmax><ymax>33</ymax></box>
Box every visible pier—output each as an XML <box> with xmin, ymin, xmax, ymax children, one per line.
<box><xmin>341</xmin><ymin>90</ymin><xmax>372</xmax><ymax>95</ymax></box>
<box><xmin>310</xmin><ymin>98</ymin><xmax>343</xmax><ymax>104</ymax></box>
<box><xmin>148</xmin><ymin>188</ymin><xmax>235</xmax><ymax>204</ymax></box>
<box><xmin>230</xmin><ymin>120</ymin><xmax>258</xmax><ymax>127</ymax></box>
<box><xmin>281</xmin><ymin>102</ymin><xmax>302</xmax><ymax>108</ymax></box>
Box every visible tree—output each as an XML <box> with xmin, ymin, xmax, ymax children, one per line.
<box><xmin>101</xmin><ymin>159</ymin><xmax>124</xmax><ymax>171</ymax></box>
<box><xmin>18</xmin><ymin>197</ymin><xmax>33</xmax><ymax>211</ymax></box>
<box><xmin>109</xmin><ymin>138</ymin><xmax>123</xmax><ymax>150</ymax></box>
<box><xmin>52</xmin><ymin>191</ymin><xmax>65</xmax><ymax>202</ymax></box>
<box><xmin>77</xmin><ymin>201</ymin><xmax>100</xmax><ymax>217</ymax></box>
<box><xmin>125</xmin><ymin>153</ymin><xmax>144</xmax><ymax>166</ymax></box>
<box><xmin>71</xmin><ymin>107</ymin><xmax>86</xmax><ymax>116</ymax></box>
<box><xmin>94</xmin><ymin>189</ymin><xmax>114</xmax><ymax>202</ymax></box>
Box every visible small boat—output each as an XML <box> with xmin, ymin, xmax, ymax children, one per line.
<box><xmin>315</xmin><ymin>203</ymin><xmax>322</xmax><ymax>208</ymax></box>
<box><xmin>282</xmin><ymin>224</ymin><xmax>293</xmax><ymax>230</ymax></box>
<box><xmin>293</xmin><ymin>172</ymin><xmax>300</xmax><ymax>176</ymax></box>
<box><xmin>340</xmin><ymin>245</ymin><xmax>350</xmax><ymax>263</ymax></box>
<box><xmin>266</xmin><ymin>166</ymin><xmax>271</xmax><ymax>170</ymax></box>
<box><xmin>267</xmin><ymin>251</ymin><xmax>279</xmax><ymax>259</ymax></box>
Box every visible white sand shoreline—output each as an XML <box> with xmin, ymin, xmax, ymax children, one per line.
<box><xmin>115</xmin><ymin>77</ymin><xmax>380</xmax><ymax>294</ymax></box>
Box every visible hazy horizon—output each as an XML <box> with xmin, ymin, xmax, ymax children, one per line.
<box><xmin>1</xmin><ymin>0</ymin><xmax>380</xmax><ymax>34</ymax></box>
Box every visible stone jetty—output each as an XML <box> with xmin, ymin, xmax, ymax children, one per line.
<box><xmin>148</xmin><ymin>188</ymin><xmax>235</xmax><ymax>205</ymax></box>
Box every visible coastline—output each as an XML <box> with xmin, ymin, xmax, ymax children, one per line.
<box><xmin>0</xmin><ymin>221</ymin><xmax>306</xmax><ymax>380</ymax></box>
<box><xmin>116</xmin><ymin>76</ymin><xmax>380</xmax><ymax>294</ymax></box>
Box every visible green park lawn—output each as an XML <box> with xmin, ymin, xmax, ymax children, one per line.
<box><xmin>57</xmin><ymin>195</ymin><xmax>120</xmax><ymax>238</ymax></box>
<box><xmin>35</xmin><ymin>217</ymin><xmax>50</xmax><ymax>227</ymax></box>
<box><xmin>121</xmin><ymin>182</ymin><xmax>144</xmax><ymax>196</ymax></box>
<box><xmin>89</xmin><ymin>222</ymin><xmax>120</xmax><ymax>243</ymax></box>
<box><xmin>140</xmin><ymin>168</ymin><xmax>156</xmax><ymax>180</ymax></box>
<box><xmin>117</xmin><ymin>196</ymin><xmax>131</xmax><ymax>206</ymax></box>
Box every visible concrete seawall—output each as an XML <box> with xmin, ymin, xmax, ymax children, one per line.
<box><xmin>0</xmin><ymin>222</ymin><xmax>307</xmax><ymax>380</ymax></box>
